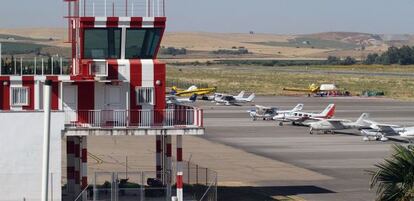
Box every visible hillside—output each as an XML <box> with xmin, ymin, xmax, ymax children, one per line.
<box><xmin>0</xmin><ymin>28</ymin><xmax>407</xmax><ymax>60</ymax></box>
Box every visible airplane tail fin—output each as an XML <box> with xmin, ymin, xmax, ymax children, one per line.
<box><xmin>292</xmin><ymin>104</ymin><xmax>304</xmax><ymax>111</ymax></box>
<box><xmin>236</xmin><ymin>91</ymin><xmax>245</xmax><ymax>98</ymax></box>
<box><xmin>171</xmin><ymin>86</ymin><xmax>178</xmax><ymax>95</ymax></box>
<box><xmin>189</xmin><ymin>94</ymin><xmax>198</xmax><ymax>102</ymax></box>
<box><xmin>246</xmin><ymin>93</ymin><xmax>255</xmax><ymax>102</ymax></box>
<box><xmin>355</xmin><ymin>113</ymin><xmax>370</xmax><ymax>125</ymax></box>
<box><xmin>319</xmin><ymin>104</ymin><xmax>336</xmax><ymax>118</ymax></box>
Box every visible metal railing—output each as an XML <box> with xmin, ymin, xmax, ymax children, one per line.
<box><xmin>65</xmin><ymin>109</ymin><xmax>204</xmax><ymax>129</ymax></box>
<box><xmin>0</xmin><ymin>57</ymin><xmax>71</xmax><ymax>76</ymax></box>
<box><xmin>78</xmin><ymin>0</ymin><xmax>165</xmax><ymax>17</ymax></box>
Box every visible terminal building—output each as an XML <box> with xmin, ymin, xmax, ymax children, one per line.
<box><xmin>0</xmin><ymin>0</ymin><xmax>205</xmax><ymax>200</ymax></box>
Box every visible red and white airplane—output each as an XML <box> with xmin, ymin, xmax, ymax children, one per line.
<box><xmin>273</xmin><ymin>104</ymin><xmax>336</xmax><ymax>126</ymax></box>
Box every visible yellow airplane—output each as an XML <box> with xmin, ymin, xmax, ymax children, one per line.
<box><xmin>171</xmin><ymin>85</ymin><xmax>217</xmax><ymax>97</ymax></box>
<box><xmin>283</xmin><ymin>83</ymin><xmax>338</xmax><ymax>94</ymax></box>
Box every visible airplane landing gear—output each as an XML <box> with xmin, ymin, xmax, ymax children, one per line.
<box><xmin>363</xmin><ymin>136</ymin><xmax>370</xmax><ymax>141</ymax></box>
<box><xmin>309</xmin><ymin>128</ymin><xmax>314</xmax><ymax>135</ymax></box>
<box><xmin>279</xmin><ymin>122</ymin><xmax>283</xmax><ymax>126</ymax></box>
<box><xmin>380</xmin><ymin>136</ymin><xmax>389</xmax><ymax>142</ymax></box>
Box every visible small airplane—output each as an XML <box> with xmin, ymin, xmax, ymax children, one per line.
<box><xmin>248</xmin><ymin>104</ymin><xmax>304</xmax><ymax>121</ymax></box>
<box><xmin>283</xmin><ymin>83</ymin><xmax>346</xmax><ymax>96</ymax></box>
<box><xmin>308</xmin><ymin>113</ymin><xmax>372</xmax><ymax>134</ymax></box>
<box><xmin>360</xmin><ymin>121</ymin><xmax>409</xmax><ymax>142</ymax></box>
<box><xmin>273</xmin><ymin>104</ymin><xmax>336</xmax><ymax>126</ymax></box>
<box><xmin>170</xmin><ymin>85</ymin><xmax>216</xmax><ymax>97</ymax></box>
<box><xmin>213</xmin><ymin>91</ymin><xmax>255</xmax><ymax>106</ymax></box>
<box><xmin>166</xmin><ymin>94</ymin><xmax>197</xmax><ymax>105</ymax></box>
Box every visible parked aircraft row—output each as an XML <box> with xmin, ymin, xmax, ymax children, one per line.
<box><xmin>248</xmin><ymin>103</ymin><xmax>336</xmax><ymax>126</ymax></box>
<box><xmin>248</xmin><ymin>103</ymin><xmax>414</xmax><ymax>143</ymax></box>
<box><xmin>168</xmin><ymin>85</ymin><xmax>256</xmax><ymax>106</ymax></box>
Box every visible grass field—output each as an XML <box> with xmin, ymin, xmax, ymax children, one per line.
<box><xmin>167</xmin><ymin>65</ymin><xmax>414</xmax><ymax>100</ymax></box>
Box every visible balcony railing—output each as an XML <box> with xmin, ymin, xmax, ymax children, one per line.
<box><xmin>75</xmin><ymin>0</ymin><xmax>165</xmax><ymax>17</ymax></box>
<box><xmin>0</xmin><ymin>57</ymin><xmax>71</xmax><ymax>76</ymax></box>
<box><xmin>64</xmin><ymin>109</ymin><xmax>203</xmax><ymax>129</ymax></box>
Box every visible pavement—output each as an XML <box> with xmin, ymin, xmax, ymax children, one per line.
<box><xmin>196</xmin><ymin>96</ymin><xmax>414</xmax><ymax>201</ymax></box>
<box><xmin>76</xmin><ymin>96</ymin><xmax>414</xmax><ymax>201</ymax></box>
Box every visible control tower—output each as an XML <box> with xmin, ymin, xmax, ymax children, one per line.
<box><xmin>0</xmin><ymin>1</ymin><xmax>204</xmax><ymax>200</ymax></box>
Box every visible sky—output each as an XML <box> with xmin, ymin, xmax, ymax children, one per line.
<box><xmin>0</xmin><ymin>0</ymin><xmax>414</xmax><ymax>34</ymax></box>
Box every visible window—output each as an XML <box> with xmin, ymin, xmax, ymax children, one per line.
<box><xmin>84</xmin><ymin>28</ymin><xmax>121</xmax><ymax>59</ymax></box>
<box><xmin>125</xmin><ymin>29</ymin><xmax>162</xmax><ymax>59</ymax></box>
<box><xmin>136</xmin><ymin>87</ymin><xmax>154</xmax><ymax>105</ymax></box>
<box><xmin>11</xmin><ymin>87</ymin><xmax>29</xmax><ymax>106</ymax></box>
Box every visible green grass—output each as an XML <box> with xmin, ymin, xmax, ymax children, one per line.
<box><xmin>247</xmin><ymin>37</ymin><xmax>358</xmax><ymax>50</ymax></box>
<box><xmin>167</xmin><ymin>65</ymin><xmax>414</xmax><ymax>100</ymax></box>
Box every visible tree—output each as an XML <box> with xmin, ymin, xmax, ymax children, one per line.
<box><xmin>368</xmin><ymin>145</ymin><xmax>414</xmax><ymax>201</ymax></box>
<box><xmin>326</xmin><ymin>56</ymin><xmax>341</xmax><ymax>65</ymax></box>
<box><xmin>341</xmin><ymin>56</ymin><xmax>357</xmax><ymax>65</ymax></box>
<box><xmin>398</xmin><ymin>46</ymin><xmax>414</xmax><ymax>65</ymax></box>
<box><xmin>365</xmin><ymin>53</ymin><xmax>379</xmax><ymax>65</ymax></box>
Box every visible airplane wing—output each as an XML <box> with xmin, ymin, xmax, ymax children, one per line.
<box><xmin>325</xmin><ymin>120</ymin><xmax>347</xmax><ymax>128</ymax></box>
<box><xmin>375</xmin><ymin>124</ymin><xmax>399</xmax><ymax>135</ymax></box>
<box><xmin>283</xmin><ymin>88</ymin><xmax>311</xmax><ymax>92</ymax></box>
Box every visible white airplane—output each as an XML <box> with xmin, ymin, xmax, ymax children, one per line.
<box><xmin>273</xmin><ymin>104</ymin><xmax>336</xmax><ymax>126</ymax></box>
<box><xmin>166</xmin><ymin>94</ymin><xmax>197</xmax><ymax>104</ymax></box>
<box><xmin>361</xmin><ymin>122</ymin><xmax>409</xmax><ymax>142</ymax></box>
<box><xmin>308</xmin><ymin>113</ymin><xmax>372</xmax><ymax>134</ymax></box>
<box><xmin>213</xmin><ymin>91</ymin><xmax>255</xmax><ymax>106</ymax></box>
<box><xmin>248</xmin><ymin>104</ymin><xmax>304</xmax><ymax>121</ymax></box>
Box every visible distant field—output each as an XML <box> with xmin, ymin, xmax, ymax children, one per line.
<box><xmin>248</xmin><ymin>37</ymin><xmax>359</xmax><ymax>50</ymax></box>
<box><xmin>0</xmin><ymin>42</ymin><xmax>49</xmax><ymax>55</ymax></box>
<box><xmin>167</xmin><ymin>65</ymin><xmax>414</xmax><ymax>100</ymax></box>
<box><xmin>0</xmin><ymin>29</ymin><xmax>393</xmax><ymax>59</ymax></box>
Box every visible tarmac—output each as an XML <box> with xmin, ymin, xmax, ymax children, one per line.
<box><xmin>80</xmin><ymin>96</ymin><xmax>414</xmax><ymax>201</ymax></box>
<box><xmin>197</xmin><ymin>96</ymin><xmax>414</xmax><ymax>201</ymax></box>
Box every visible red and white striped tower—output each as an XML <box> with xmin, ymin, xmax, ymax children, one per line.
<box><xmin>166</xmin><ymin>135</ymin><xmax>172</xmax><ymax>197</ymax></box>
<box><xmin>176</xmin><ymin>135</ymin><xmax>183</xmax><ymax>201</ymax></box>
<box><xmin>66</xmin><ymin>137</ymin><xmax>75</xmax><ymax>199</ymax></box>
<box><xmin>74</xmin><ymin>137</ymin><xmax>81</xmax><ymax>196</ymax></box>
<box><xmin>156</xmin><ymin>136</ymin><xmax>162</xmax><ymax>180</ymax></box>
<box><xmin>80</xmin><ymin>136</ymin><xmax>88</xmax><ymax>191</ymax></box>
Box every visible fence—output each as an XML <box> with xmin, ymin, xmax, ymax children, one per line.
<box><xmin>65</xmin><ymin>109</ymin><xmax>204</xmax><ymax>129</ymax></box>
<box><xmin>179</xmin><ymin>161</ymin><xmax>218</xmax><ymax>201</ymax></box>
<box><xmin>71</xmin><ymin>165</ymin><xmax>217</xmax><ymax>201</ymax></box>
<box><xmin>0</xmin><ymin>57</ymin><xmax>71</xmax><ymax>76</ymax></box>
<box><xmin>70</xmin><ymin>171</ymin><xmax>171</xmax><ymax>201</ymax></box>
<box><xmin>76</xmin><ymin>0</ymin><xmax>165</xmax><ymax>17</ymax></box>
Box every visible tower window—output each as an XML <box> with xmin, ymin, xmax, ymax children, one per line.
<box><xmin>125</xmin><ymin>29</ymin><xmax>162</xmax><ymax>59</ymax></box>
<box><xmin>84</xmin><ymin>28</ymin><xmax>121</xmax><ymax>59</ymax></box>
<box><xmin>136</xmin><ymin>87</ymin><xmax>154</xmax><ymax>105</ymax></box>
<box><xmin>11</xmin><ymin>87</ymin><xmax>29</xmax><ymax>106</ymax></box>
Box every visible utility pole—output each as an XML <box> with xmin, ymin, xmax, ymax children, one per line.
<box><xmin>41</xmin><ymin>80</ymin><xmax>52</xmax><ymax>201</ymax></box>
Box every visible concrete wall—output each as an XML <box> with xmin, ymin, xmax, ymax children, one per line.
<box><xmin>0</xmin><ymin>111</ymin><xmax>65</xmax><ymax>201</ymax></box>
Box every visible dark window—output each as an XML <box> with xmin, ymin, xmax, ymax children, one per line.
<box><xmin>126</xmin><ymin>29</ymin><xmax>162</xmax><ymax>59</ymax></box>
<box><xmin>84</xmin><ymin>28</ymin><xmax>121</xmax><ymax>59</ymax></box>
